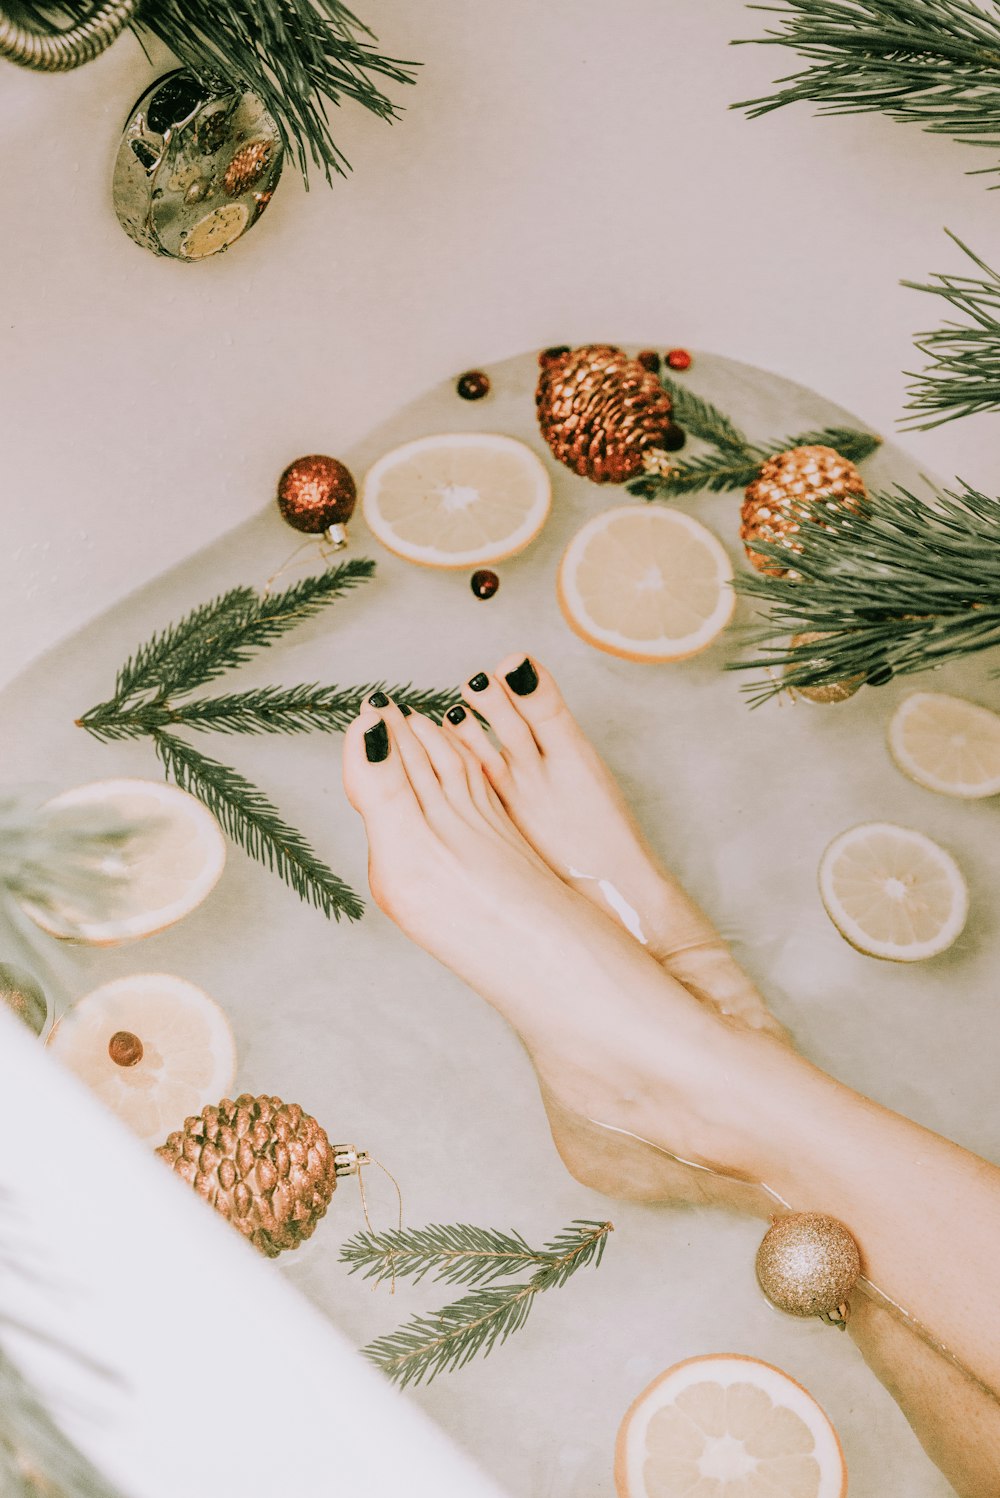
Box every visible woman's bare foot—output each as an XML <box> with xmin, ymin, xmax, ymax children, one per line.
<box><xmin>443</xmin><ymin>654</ymin><xmax>786</xmax><ymax>1041</ymax></box>
<box><xmin>342</xmin><ymin>694</ymin><xmax>774</xmax><ymax>1209</ymax></box>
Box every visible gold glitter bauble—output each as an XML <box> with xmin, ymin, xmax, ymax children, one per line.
<box><xmin>787</xmin><ymin>632</ymin><xmax>864</xmax><ymax>705</ymax></box>
<box><xmin>535</xmin><ymin>344</ymin><xmax>674</xmax><ymax>484</ymax></box>
<box><xmin>741</xmin><ymin>445</ymin><xmax>867</xmax><ymax>575</ymax></box>
<box><xmin>157</xmin><ymin>1094</ymin><xmax>338</xmax><ymax>1258</ymax></box>
<box><xmin>756</xmin><ymin>1212</ymin><xmax>861</xmax><ymax>1319</ymax></box>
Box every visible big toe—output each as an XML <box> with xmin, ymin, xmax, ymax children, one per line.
<box><xmin>491</xmin><ymin>653</ymin><xmax>580</xmax><ymax>746</ymax></box>
<box><xmin>342</xmin><ymin>709</ymin><xmax>416</xmax><ymax>824</ymax></box>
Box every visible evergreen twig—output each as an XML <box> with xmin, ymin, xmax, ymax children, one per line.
<box><xmin>154</xmin><ymin>733</ymin><xmax>364</xmax><ymax>920</ymax></box>
<box><xmin>349</xmin><ymin>1219</ymin><xmax>612</xmax><ymax>1387</ymax></box>
<box><xmin>903</xmin><ymin>231</ymin><xmax>1000</xmax><ymax>428</ymax></box>
<box><xmin>729</xmin><ymin>482</ymin><xmax>1000</xmax><ymax>703</ymax></box>
<box><xmin>733</xmin><ymin>1</ymin><xmax>1000</xmax><ymax>171</ymax></box>
<box><xmin>18</xmin><ymin>0</ymin><xmax>418</xmax><ymax>184</ymax></box>
<box><xmin>658</xmin><ymin>374</ymin><xmax>756</xmax><ymax>455</ymax></box>
<box><xmin>627</xmin><ymin>419</ymin><xmax>880</xmax><ymax>499</ymax></box>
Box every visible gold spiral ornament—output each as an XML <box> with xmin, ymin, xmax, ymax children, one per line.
<box><xmin>0</xmin><ymin>0</ymin><xmax>137</xmax><ymax>71</ymax></box>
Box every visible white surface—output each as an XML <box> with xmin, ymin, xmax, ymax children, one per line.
<box><xmin>2</xmin><ymin>0</ymin><xmax>999</xmax><ymax>684</ymax></box>
<box><xmin>0</xmin><ymin>1007</ymin><xmax>505</xmax><ymax>1498</ymax></box>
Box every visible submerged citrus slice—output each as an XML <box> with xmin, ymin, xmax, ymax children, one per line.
<box><xmin>361</xmin><ymin>432</ymin><xmax>551</xmax><ymax>567</ymax></box>
<box><xmin>819</xmin><ymin>821</ymin><xmax>968</xmax><ymax>962</ymax></box>
<box><xmin>888</xmin><ymin>691</ymin><xmax>1000</xmax><ymax>799</ymax></box>
<box><xmin>615</xmin><ymin>1354</ymin><xmax>846</xmax><ymax>1498</ymax></box>
<box><xmin>47</xmin><ymin>974</ymin><xmax>237</xmax><ymax>1144</ymax></box>
<box><xmin>22</xmin><ymin>778</ymin><xmax>226</xmax><ymax>945</ymax></box>
<box><xmin>558</xmin><ymin>505</ymin><xmax>734</xmax><ymax>662</ymax></box>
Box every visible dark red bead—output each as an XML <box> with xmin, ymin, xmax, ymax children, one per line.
<box><xmin>636</xmin><ymin>349</ymin><xmax>661</xmax><ymax>373</ymax></box>
<box><xmin>538</xmin><ymin>345</ymin><xmax>571</xmax><ymax>367</ymax></box>
<box><xmin>470</xmin><ymin>569</ymin><xmax>499</xmax><ymax>600</ymax></box>
<box><xmin>457</xmin><ymin>370</ymin><xmax>490</xmax><ymax>401</ymax></box>
<box><xmin>660</xmin><ymin>423</ymin><xmax>687</xmax><ymax>452</ymax></box>
<box><xmin>666</xmin><ymin>348</ymin><xmax>692</xmax><ymax>371</ymax></box>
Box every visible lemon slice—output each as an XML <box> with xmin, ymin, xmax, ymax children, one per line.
<box><xmin>558</xmin><ymin>505</ymin><xmax>735</xmax><ymax>662</ymax></box>
<box><xmin>21</xmin><ymin>779</ymin><xmax>226</xmax><ymax>945</ymax></box>
<box><xmin>819</xmin><ymin>822</ymin><xmax>968</xmax><ymax>962</ymax></box>
<box><xmin>361</xmin><ymin>433</ymin><xmax>551</xmax><ymax>568</ymax></box>
<box><xmin>888</xmin><ymin>691</ymin><xmax>1000</xmax><ymax>799</ymax></box>
<box><xmin>47</xmin><ymin>974</ymin><xmax>237</xmax><ymax>1144</ymax></box>
<box><xmin>615</xmin><ymin>1354</ymin><xmax>846</xmax><ymax>1498</ymax></box>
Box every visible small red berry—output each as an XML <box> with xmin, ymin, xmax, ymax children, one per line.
<box><xmin>457</xmin><ymin>370</ymin><xmax>490</xmax><ymax>401</ymax></box>
<box><xmin>471</xmin><ymin>569</ymin><xmax>499</xmax><ymax>600</ymax></box>
<box><xmin>538</xmin><ymin>345</ymin><xmax>571</xmax><ymax>367</ymax></box>
<box><xmin>666</xmin><ymin>348</ymin><xmax>692</xmax><ymax>372</ymax></box>
<box><xmin>660</xmin><ymin>423</ymin><xmax>687</xmax><ymax>452</ymax></box>
<box><xmin>636</xmin><ymin>349</ymin><xmax>661</xmax><ymax>373</ymax></box>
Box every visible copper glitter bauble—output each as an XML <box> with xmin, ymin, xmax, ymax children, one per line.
<box><xmin>535</xmin><ymin>344</ymin><xmax>674</xmax><ymax>484</ymax></box>
<box><xmin>277</xmin><ymin>455</ymin><xmax>357</xmax><ymax>548</ymax></box>
<box><xmin>756</xmin><ymin>1212</ymin><xmax>861</xmax><ymax>1321</ymax></box>
<box><xmin>157</xmin><ymin>1094</ymin><xmax>343</xmax><ymax>1258</ymax></box>
<box><xmin>741</xmin><ymin>445</ymin><xmax>867</xmax><ymax>576</ymax></box>
<box><xmin>787</xmin><ymin>631</ymin><xmax>864</xmax><ymax>705</ymax></box>
<box><xmin>223</xmin><ymin>139</ymin><xmax>274</xmax><ymax>197</ymax></box>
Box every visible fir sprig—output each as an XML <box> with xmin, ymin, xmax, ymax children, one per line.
<box><xmin>343</xmin><ymin>1219</ymin><xmax>613</xmax><ymax>1387</ymax></box>
<box><xmin>733</xmin><ymin>1</ymin><xmax>1000</xmax><ymax>169</ymax></box>
<box><xmin>903</xmin><ymin>232</ymin><xmax>1000</xmax><ymax>428</ymax></box>
<box><xmin>154</xmin><ymin>733</ymin><xmax>364</xmax><ymax>920</ymax></box>
<box><xmin>730</xmin><ymin>482</ymin><xmax>1000</xmax><ymax>703</ymax></box>
<box><xmin>626</xmin><ymin>369</ymin><xmax>880</xmax><ymax>500</ymax></box>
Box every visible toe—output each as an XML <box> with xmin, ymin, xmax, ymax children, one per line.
<box><xmin>462</xmin><ymin>660</ymin><xmax>540</xmax><ymax>761</ymax></box>
<box><xmin>406</xmin><ymin>710</ymin><xmax>477</xmax><ymax>810</ymax></box>
<box><xmin>342</xmin><ymin>709</ymin><xmax>420</xmax><ymax>827</ymax></box>
<box><xmin>367</xmin><ymin>695</ymin><xmax>446</xmax><ymax>817</ymax></box>
<box><xmin>444</xmin><ymin>703</ymin><xmax>508</xmax><ymax>785</ymax></box>
<box><xmin>490</xmin><ymin>654</ymin><xmax>578</xmax><ymax>751</ymax></box>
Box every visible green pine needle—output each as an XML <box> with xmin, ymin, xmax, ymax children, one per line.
<box><xmin>730</xmin><ymin>482</ymin><xmax>1000</xmax><ymax>703</ymax></box>
<box><xmin>154</xmin><ymin>732</ymin><xmax>364</xmax><ymax>920</ymax></box>
<box><xmin>903</xmin><ymin>231</ymin><xmax>1000</xmax><ymax>428</ymax></box>
<box><xmin>658</xmin><ymin>374</ymin><xmax>756</xmax><ymax>455</ymax></box>
<box><xmin>733</xmin><ymin>1</ymin><xmax>1000</xmax><ymax>169</ymax></box>
<box><xmin>626</xmin><ymin>423</ymin><xmax>880</xmax><ymax>500</ymax></box>
<box><xmin>350</xmin><ymin>1220</ymin><xmax>613</xmax><ymax>1387</ymax></box>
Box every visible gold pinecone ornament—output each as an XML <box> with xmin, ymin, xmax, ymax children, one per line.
<box><xmin>157</xmin><ymin>1093</ymin><xmax>346</xmax><ymax>1258</ymax></box>
<box><xmin>741</xmin><ymin>445</ymin><xmax>867</xmax><ymax>575</ymax></box>
<box><xmin>536</xmin><ymin>344</ymin><xmax>674</xmax><ymax>483</ymax></box>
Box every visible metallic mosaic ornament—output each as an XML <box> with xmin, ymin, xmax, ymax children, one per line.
<box><xmin>113</xmin><ymin>69</ymin><xmax>283</xmax><ymax>261</ymax></box>
<box><xmin>756</xmin><ymin>1212</ymin><xmax>861</xmax><ymax>1324</ymax></box>
<box><xmin>786</xmin><ymin>631</ymin><xmax>864</xmax><ymax>704</ymax></box>
<box><xmin>276</xmin><ymin>455</ymin><xmax>358</xmax><ymax>548</ymax></box>
<box><xmin>741</xmin><ymin>444</ymin><xmax>867</xmax><ymax>576</ymax></box>
<box><xmin>0</xmin><ymin>962</ymin><xmax>48</xmax><ymax>1036</ymax></box>
<box><xmin>157</xmin><ymin>1093</ymin><xmax>366</xmax><ymax>1258</ymax></box>
<box><xmin>536</xmin><ymin>344</ymin><xmax>674</xmax><ymax>484</ymax></box>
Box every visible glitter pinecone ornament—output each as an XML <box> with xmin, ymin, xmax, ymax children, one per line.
<box><xmin>536</xmin><ymin>344</ymin><xmax>675</xmax><ymax>484</ymax></box>
<box><xmin>157</xmin><ymin>1093</ymin><xmax>365</xmax><ymax>1258</ymax></box>
<box><xmin>741</xmin><ymin>445</ymin><xmax>867</xmax><ymax>575</ymax></box>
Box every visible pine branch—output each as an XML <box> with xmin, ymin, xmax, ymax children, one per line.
<box><xmin>657</xmin><ymin>373</ymin><xmax>755</xmax><ymax>454</ymax></box>
<box><xmin>111</xmin><ymin>586</ymin><xmax>259</xmax><ymax>705</ymax></box>
<box><xmin>729</xmin><ymin>482</ymin><xmax>1000</xmax><ymax>703</ymax></box>
<box><xmin>85</xmin><ymin>682</ymin><xmax>456</xmax><ymax>739</ymax></box>
<box><xmin>733</xmin><ymin>1</ymin><xmax>1000</xmax><ymax>168</ymax></box>
<box><xmin>626</xmin><ymin>424</ymin><xmax>880</xmax><ymax>499</ymax></box>
<box><xmin>153</xmin><ymin>732</ymin><xmax>363</xmax><ymax>920</ymax></box>
<box><xmin>356</xmin><ymin>1220</ymin><xmax>612</xmax><ymax>1387</ymax></box>
<box><xmin>903</xmin><ymin>231</ymin><xmax>1000</xmax><ymax>428</ymax></box>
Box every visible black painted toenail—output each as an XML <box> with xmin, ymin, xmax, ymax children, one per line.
<box><xmin>505</xmin><ymin>658</ymin><xmax>538</xmax><ymax>696</ymax></box>
<box><xmin>369</xmin><ymin>691</ymin><xmax>389</xmax><ymax>708</ymax></box>
<box><xmin>398</xmin><ymin>704</ymin><xmax>412</xmax><ymax>717</ymax></box>
<box><xmin>364</xmin><ymin>721</ymin><xmax>389</xmax><ymax>762</ymax></box>
<box><xmin>446</xmin><ymin>705</ymin><xmax>467</xmax><ymax>725</ymax></box>
<box><xmin>468</xmin><ymin>673</ymin><xmax>489</xmax><ymax>693</ymax></box>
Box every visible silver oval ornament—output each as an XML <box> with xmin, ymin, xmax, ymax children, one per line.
<box><xmin>113</xmin><ymin>69</ymin><xmax>283</xmax><ymax>261</ymax></box>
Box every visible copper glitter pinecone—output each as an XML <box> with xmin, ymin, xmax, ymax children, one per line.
<box><xmin>741</xmin><ymin>444</ymin><xmax>867</xmax><ymax>575</ymax></box>
<box><xmin>536</xmin><ymin>344</ymin><xmax>674</xmax><ymax>483</ymax></box>
<box><xmin>157</xmin><ymin>1094</ymin><xmax>337</xmax><ymax>1258</ymax></box>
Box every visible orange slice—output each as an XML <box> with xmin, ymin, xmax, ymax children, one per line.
<box><xmin>47</xmin><ymin>973</ymin><xmax>237</xmax><ymax>1144</ymax></box>
<box><xmin>888</xmin><ymin>691</ymin><xmax>1000</xmax><ymax>799</ymax></box>
<box><xmin>615</xmin><ymin>1354</ymin><xmax>847</xmax><ymax>1498</ymax></box>
<box><xmin>21</xmin><ymin>778</ymin><xmax>226</xmax><ymax>945</ymax></box>
<box><xmin>819</xmin><ymin>822</ymin><xmax>968</xmax><ymax>962</ymax></box>
<box><xmin>361</xmin><ymin>433</ymin><xmax>551</xmax><ymax>567</ymax></box>
<box><xmin>558</xmin><ymin>505</ymin><xmax>734</xmax><ymax>661</ymax></box>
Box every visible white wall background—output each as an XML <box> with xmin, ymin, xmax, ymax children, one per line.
<box><xmin>1</xmin><ymin>0</ymin><xmax>997</xmax><ymax>685</ymax></box>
